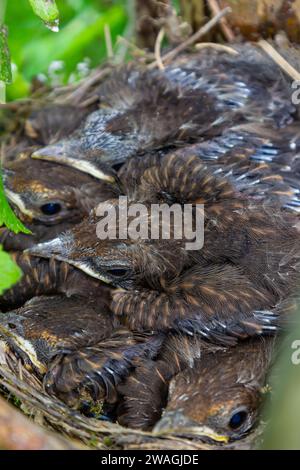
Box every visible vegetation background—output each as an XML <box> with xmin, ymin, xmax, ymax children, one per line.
<box><xmin>4</xmin><ymin>0</ymin><xmax>131</xmax><ymax>101</ymax></box>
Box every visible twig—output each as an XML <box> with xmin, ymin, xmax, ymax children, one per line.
<box><xmin>61</xmin><ymin>68</ymin><xmax>111</xmax><ymax>105</ymax></box>
<box><xmin>148</xmin><ymin>7</ymin><xmax>232</xmax><ymax>69</ymax></box>
<box><xmin>258</xmin><ymin>40</ymin><xmax>300</xmax><ymax>82</ymax></box>
<box><xmin>116</xmin><ymin>35</ymin><xmax>153</xmax><ymax>58</ymax></box>
<box><xmin>114</xmin><ymin>0</ymin><xmax>136</xmax><ymax>64</ymax></box>
<box><xmin>104</xmin><ymin>24</ymin><xmax>114</xmax><ymax>60</ymax></box>
<box><xmin>195</xmin><ymin>42</ymin><xmax>238</xmax><ymax>55</ymax></box>
<box><xmin>78</xmin><ymin>95</ymin><xmax>99</xmax><ymax>108</ymax></box>
<box><xmin>207</xmin><ymin>0</ymin><xmax>235</xmax><ymax>42</ymax></box>
<box><xmin>154</xmin><ymin>28</ymin><xmax>165</xmax><ymax>70</ymax></box>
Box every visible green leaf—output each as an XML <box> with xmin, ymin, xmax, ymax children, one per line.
<box><xmin>0</xmin><ymin>245</ymin><xmax>22</xmax><ymax>295</ymax></box>
<box><xmin>0</xmin><ymin>168</ymin><xmax>31</xmax><ymax>234</ymax></box>
<box><xmin>0</xmin><ymin>24</ymin><xmax>12</xmax><ymax>83</ymax></box>
<box><xmin>22</xmin><ymin>5</ymin><xmax>126</xmax><ymax>78</ymax></box>
<box><xmin>28</xmin><ymin>0</ymin><xmax>59</xmax><ymax>31</ymax></box>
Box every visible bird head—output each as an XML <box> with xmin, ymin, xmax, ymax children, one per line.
<box><xmin>25</xmin><ymin>152</ymin><xmax>252</xmax><ymax>291</ymax></box>
<box><xmin>154</xmin><ymin>337</ymin><xmax>274</xmax><ymax>441</ymax></box>
<box><xmin>30</xmin><ymin>99</ymin><xmax>140</xmax><ymax>182</ymax></box>
<box><xmin>26</xmin><ymin>205</ymin><xmax>189</xmax><ymax>291</ymax></box>
<box><xmin>0</xmin><ymin>295</ymin><xmax>113</xmax><ymax>373</ymax></box>
<box><xmin>3</xmin><ymin>157</ymin><xmax>115</xmax><ymax>227</ymax></box>
<box><xmin>31</xmin><ymin>64</ymin><xmax>228</xmax><ymax>180</ymax></box>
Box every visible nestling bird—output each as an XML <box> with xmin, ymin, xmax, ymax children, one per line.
<box><xmin>23</xmin><ymin>104</ymin><xmax>95</xmax><ymax>146</ymax></box>
<box><xmin>117</xmin><ymin>335</ymin><xmax>276</xmax><ymax>440</ymax></box>
<box><xmin>156</xmin><ymin>338</ymin><xmax>274</xmax><ymax>441</ymax></box>
<box><xmin>0</xmin><ymin>295</ymin><xmax>114</xmax><ymax>371</ymax></box>
<box><xmin>25</xmin><ymin>149</ymin><xmax>300</xmax><ymax>402</ymax></box>
<box><xmin>0</xmin><ymin>294</ymin><xmax>164</xmax><ymax>407</ymax></box>
<box><xmin>0</xmin><ymin>295</ymin><xmax>294</xmax><ymax>436</ymax></box>
<box><xmin>0</xmin><ymin>155</ymin><xmax>116</xmax><ymax>251</ymax></box>
<box><xmin>31</xmin><ymin>44</ymin><xmax>295</xmax><ymax>180</ymax></box>
<box><xmin>29</xmin><ymin>152</ymin><xmax>300</xmax><ymax>338</ymax></box>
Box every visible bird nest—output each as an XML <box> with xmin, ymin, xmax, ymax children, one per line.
<box><xmin>0</xmin><ymin>341</ymin><xmax>263</xmax><ymax>450</ymax></box>
<box><xmin>1</xmin><ymin>12</ymin><xmax>298</xmax><ymax>448</ymax></box>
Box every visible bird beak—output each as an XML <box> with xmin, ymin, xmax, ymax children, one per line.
<box><xmin>2</xmin><ymin>168</ymin><xmax>34</xmax><ymax>218</ymax></box>
<box><xmin>32</xmin><ymin>143</ymin><xmax>115</xmax><ymax>183</ymax></box>
<box><xmin>0</xmin><ymin>322</ymin><xmax>46</xmax><ymax>374</ymax></box>
<box><xmin>153</xmin><ymin>410</ymin><xmax>229</xmax><ymax>444</ymax></box>
<box><xmin>26</xmin><ymin>236</ymin><xmax>112</xmax><ymax>284</ymax></box>
<box><xmin>26</xmin><ymin>237</ymin><xmax>68</xmax><ymax>261</ymax></box>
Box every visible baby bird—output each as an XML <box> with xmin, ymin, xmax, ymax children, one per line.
<box><xmin>157</xmin><ymin>338</ymin><xmax>273</xmax><ymax>441</ymax></box>
<box><xmin>32</xmin><ymin>44</ymin><xmax>295</xmax><ymax>180</ymax></box>
<box><xmin>0</xmin><ymin>295</ymin><xmax>114</xmax><ymax>372</ymax></box>
<box><xmin>0</xmin><ymin>294</ymin><xmax>163</xmax><ymax>407</ymax></box>
<box><xmin>1</xmin><ymin>155</ymin><xmax>116</xmax><ymax>251</ymax></box>
<box><xmin>117</xmin><ymin>335</ymin><xmax>276</xmax><ymax>441</ymax></box>
<box><xmin>0</xmin><ymin>295</ymin><xmax>277</xmax><ymax>442</ymax></box>
<box><xmin>28</xmin><ymin>152</ymin><xmax>300</xmax><ymax>340</ymax></box>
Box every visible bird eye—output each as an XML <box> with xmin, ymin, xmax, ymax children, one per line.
<box><xmin>40</xmin><ymin>202</ymin><xmax>62</xmax><ymax>216</ymax></box>
<box><xmin>106</xmin><ymin>267</ymin><xmax>130</xmax><ymax>278</ymax></box>
<box><xmin>228</xmin><ymin>410</ymin><xmax>249</xmax><ymax>430</ymax></box>
<box><xmin>111</xmin><ymin>162</ymin><xmax>124</xmax><ymax>172</ymax></box>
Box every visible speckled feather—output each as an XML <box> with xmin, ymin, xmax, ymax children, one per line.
<box><xmin>32</xmin><ymin>45</ymin><xmax>296</xmax><ymax>179</ymax></box>
<box><xmin>117</xmin><ymin>335</ymin><xmax>276</xmax><ymax>436</ymax></box>
<box><xmin>1</xmin><ymin>156</ymin><xmax>117</xmax><ymax>251</ymax></box>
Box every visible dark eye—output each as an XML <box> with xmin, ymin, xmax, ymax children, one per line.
<box><xmin>112</xmin><ymin>162</ymin><xmax>124</xmax><ymax>172</ymax></box>
<box><xmin>40</xmin><ymin>202</ymin><xmax>62</xmax><ymax>216</ymax></box>
<box><xmin>229</xmin><ymin>410</ymin><xmax>248</xmax><ymax>430</ymax></box>
<box><xmin>106</xmin><ymin>267</ymin><xmax>130</xmax><ymax>278</ymax></box>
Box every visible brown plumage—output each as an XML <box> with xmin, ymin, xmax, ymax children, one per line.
<box><xmin>0</xmin><ymin>155</ymin><xmax>116</xmax><ymax>251</ymax></box>
<box><xmin>44</xmin><ymin>329</ymin><xmax>163</xmax><ymax>407</ymax></box>
<box><xmin>23</xmin><ymin>104</ymin><xmax>95</xmax><ymax>146</ymax></box>
<box><xmin>0</xmin><ymin>252</ymin><xmax>108</xmax><ymax>311</ymax></box>
<box><xmin>24</xmin><ymin>149</ymin><xmax>300</xmax><ymax>404</ymax></box>
<box><xmin>171</xmin><ymin>122</ymin><xmax>300</xmax><ymax>216</ymax></box>
<box><xmin>32</xmin><ymin>44</ymin><xmax>295</xmax><ymax>180</ymax></box>
<box><xmin>3</xmin><ymin>45</ymin><xmax>300</xmax><ymax>417</ymax></box>
<box><xmin>0</xmin><ymin>295</ymin><xmax>113</xmax><ymax>368</ymax></box>
<box><xmin>117</xmin><ymin>335</ymin><xmax>276</xmax><ymax>439</ymax></box>
<box><xmin>28</xmin><ymin>152</ymin><xmax>300</xmax><ymax>341</ymax></box>
<box><xmin>2</xmin><ymin>102</ymin><xmax>94</xmax><ymax>165</ymax></box>
<box><xmin>0</xmin><ymin>294</ymin><xmax>163</xmax><ymax>408</ymax></box>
